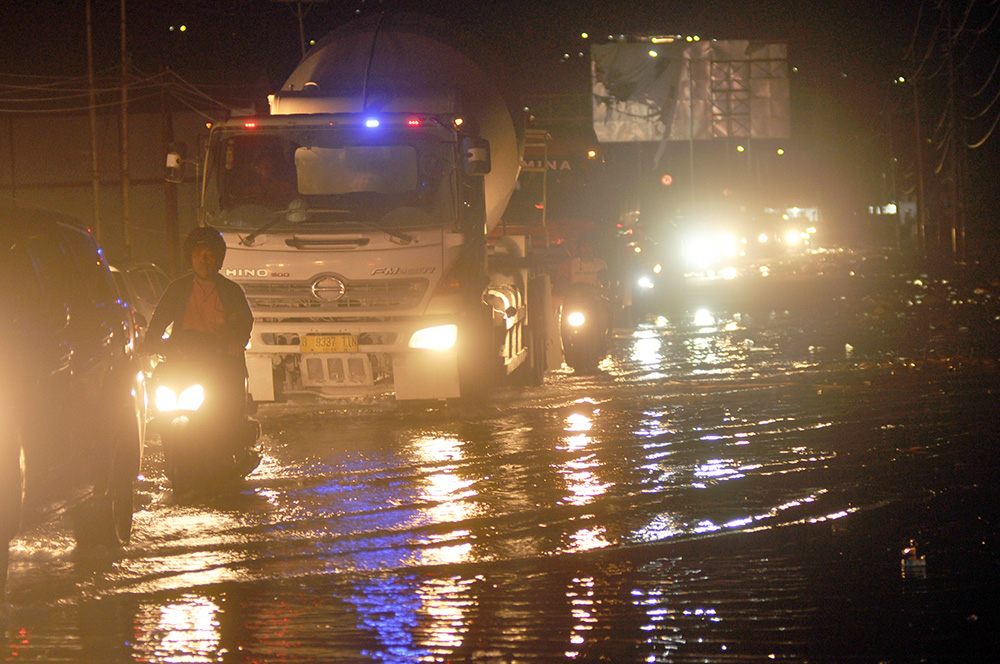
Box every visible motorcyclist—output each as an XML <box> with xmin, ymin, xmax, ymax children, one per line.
<box><xmin>143</xmin><ymin>226</ymin><xmax>253</xmax><ymax>413</ymax></box>
<box><xmin>556</xmin><ymin>235</ymin><xmax>612</xmax><ymax>346</ymax></box>
<box><xmin>558</xmin><ymin>236</ymin><xmax>610</xmax><ymax>291</ymax></box>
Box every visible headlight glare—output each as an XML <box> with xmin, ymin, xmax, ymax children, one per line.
<box><xmin>155</xmin><ymin>385</ymin><xmax>178</xmax><ymax>412</ymax></box>
<box><xmin>178</xmin><ymin>384</ymin><xmax>205</xmax><ymax>411</ymax></box>
<box><xmin>154</xmin><ymin>383</ymin><xmax>205</xmax><ymax>412</ymax></box>
<box><xmin>153</xmin><ymin>385</ymin><xmax>177</xmax><ymax>413</ymax></box>
<box><xmin>566</xmin><ymin>311</ymin><xmax>586</xmax><ymax>327</ymax></box>
<box><xmin>409</xmin><ymin>324</ymin><xmax>458</xmax><ymax>350</ymax></box>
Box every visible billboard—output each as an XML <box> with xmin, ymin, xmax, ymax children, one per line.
<box><xmin>591</xmin><ymin>40</ymin><xmax>790</xmax><ymax>143</ymax></box>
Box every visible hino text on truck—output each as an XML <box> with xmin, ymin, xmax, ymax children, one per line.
<box><xmin>184</xmin><ymin>14</ymin><xmax>549</xmax><ymax>402</ymax></box>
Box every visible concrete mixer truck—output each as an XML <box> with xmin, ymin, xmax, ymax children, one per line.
<box><xmin>192</xmin><ymin>13</ymin><xmax>550</xmax><ymax>401</ymax></box>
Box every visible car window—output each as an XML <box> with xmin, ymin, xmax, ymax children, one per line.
<box><xmin>15</xmin><ymin>225</ymin><xmax>116</xmax><ymax>334</ymax></box>
<box><xmin>0</xmin><ymin>242</ymin><xmax>45</xmax><ymax>329</ymax></box>
<box><xmin>111</xmin><ymin>270</ymin><xmax>131</xmax><ymax>301</ymax></box>
<box><xmin>58</xmin><ymin>226</ymin><xmax>117</xmax><ymax>308</ymax></box>
<box><xmin>128</xmin><ymin>270</ymin><xmax>157</xmax><ymax>303</ymax></box>
<box><xmin>22</xmin><ymin>234</ymin><xmax>74</xmax><ymax>312</ymax></box>
<box><xmin>127</xmin><ymin>264</ymin><xmax>170</xmax><ymax>305</ymax></box>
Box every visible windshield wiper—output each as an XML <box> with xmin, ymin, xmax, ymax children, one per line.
<box><xmin>353</xmin><ymin>219</ymin><xmax>414</xmax><ymax>245</ymax></box>
<box><xmin>238</xmin><ymin>205</ymin><xmax>415</xmax><ymax>246</ymax></box>
<box><xmin>238</xmin><ymin>211</ymin><xmax>290</xmax><ymax>247</ymax></box>
<box><xmin>235</xmin><ymin>201</ymin><xmax>349</xmax><ymax>246</ymax></box>
<box><xmin>284</xmin><ymin>208</ymin><xmax>416</xmax><ymax>245</ymax></box>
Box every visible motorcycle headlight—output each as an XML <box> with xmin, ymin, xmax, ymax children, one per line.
<box><xmin>155</xmin><ymin>384</ymin><xmax>205</xmax><ymax>412</ymax></box>
<box><xmin>409</xmin><ymin>324</ymin><xmax>458</xmax><ymax>350</ymax></box>
<box><xmin>566</xmin><ymin>311</ymin><xmax>586</xmax><ymax>327</ymax></box>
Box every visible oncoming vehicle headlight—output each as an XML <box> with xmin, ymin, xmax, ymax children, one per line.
<box><xmin>719</xmin><ymin>232</ymin><xmax>740</xmax><ymax>257</ymax></box>
<box><xmin>566</xmin><ymin>310</ymin><xmax>586</xmax><ymax>327</ymax></box>
<box><xmin>682</xmin><ymin>236</ymin><xmax>713</xmax><ymax>267</ymax></box>
<box><xmin>637</xmin><ymin>276</ymin><xmax>655</xmax><ymax>290</ymax></box>
<box><xmin>409</xmin><ymin>324</ymin><xmax>458</xmax><ymax>350</ymax></box>
<box><xmin>155</xmin><ymin>384</ymin><xmax>205</xmax><ymax>412</ymax></box>
<box><xmin>682</xmin><ymin>232</ymin><xmax>741</xmax><ymax>267</ymax></box>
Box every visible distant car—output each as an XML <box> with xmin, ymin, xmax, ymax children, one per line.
<box><xmin>125</xmin><ymin>262</ymin><xmax>171</xmax><ymax>331</ymax></box>
<box><xmin>110</xmin><ymin>265</ymin><xmax>148</xmax><ymax>346</ymax></box>
<box><xmin>1</xmin><ymin>208</ymin><xmax>145</xmax><ymax>596</ymax></box>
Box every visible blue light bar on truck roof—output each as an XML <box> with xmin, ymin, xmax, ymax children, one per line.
<box><xmin>232</xmin><ymin>115</ymin><xmax>443</xmax><ymax>131</ymax></box>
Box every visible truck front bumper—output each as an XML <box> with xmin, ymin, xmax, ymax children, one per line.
<box><xmin>245</xmin><ymin>317</ymin><xmax>461</xmax><ymax>401</ymax></box>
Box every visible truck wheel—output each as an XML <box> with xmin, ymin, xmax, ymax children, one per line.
<box><xmin>515</xmin><ymin>275</ymin><xmax>550</xmax><ymax>386</ymax></box>
<box><xmin>458</xmin><ymin>304</ymin><xmax>500</xmax><ymax>400</ymax></box>
<box><xmin>1</xmin><ymin>433</ymin><xmax>24</xmax><ymax>598</ymax></box>
<box><xmin>72</xmin><ymin>404</ymin><xmax>139</xmax><ymax>549</ymax></box>
<box><xmin>0</xmin><ymin>435</ymin><xmax>23</xmax><ymax>543</ymax></box>
<box><xmin>1</xmin><ymin>540</ymin><xmax>8</xmax><ymax>598</ymax></box>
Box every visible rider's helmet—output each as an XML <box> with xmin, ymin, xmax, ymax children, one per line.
<box><xmin>183</xmin><ymin>226</ymin><xmax>226</xmax><ymax>271</ymax></box>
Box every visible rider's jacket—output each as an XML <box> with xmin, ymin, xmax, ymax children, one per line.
<box><xmin>146</xmin><ymin>272</ymin><xmax>253</xmax><ymax>355</ymax></box>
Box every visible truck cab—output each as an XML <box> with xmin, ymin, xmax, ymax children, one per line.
<box><xmin>194</xmin><ymin>14</ymin><xmax>546</xmax><ymax>403</ymax></box>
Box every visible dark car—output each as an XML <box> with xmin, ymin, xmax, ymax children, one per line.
<box><xmin>124</xmin><ymin>262</ymin><xmax>170</xmax><ymax>334</ymax></box>
<box><xmin>111</xmin><ymin>265</ymin><xmax>147</xmax><ymax>346</ymax></box>
<box><xmin>1</xmin><ymin>209</ymin><xmax>145</xmax><ymax>596</ymax></box>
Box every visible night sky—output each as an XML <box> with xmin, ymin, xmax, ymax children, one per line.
<box><xmin>3</xmin><ymin>1</ymin><xmax>998</xmax><ymax>248</ymax></box>
<box><xmin>2</xmin><ymin>1</ymin><xmax>916</xmax><ymax>91</ymax></box>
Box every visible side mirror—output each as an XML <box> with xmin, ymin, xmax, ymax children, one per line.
<box><xmin>461</xmin><ymin>137</ymin><xmax>491</xmax><ymax>176</ymax></box>
<box><xmin>166</xmin><ymin>142</ymin><xmax>187</xmax><ymax>184</ymax></box>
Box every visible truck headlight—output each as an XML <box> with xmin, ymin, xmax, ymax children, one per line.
<box><xmin>155</xmin><ymin>384</ymin><xmax>205</xmax><ymax>412</ymax></box>
<box><xmin>409</xmin><ymin>324</ymin><xmax>457</xmax><ymax>350</ymax></box>
<box><xmin>566</xmin><ymin>311</ymin><xmax>586</xmax><ymax>327</ymax></box>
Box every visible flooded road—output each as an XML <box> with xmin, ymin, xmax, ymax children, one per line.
<box><xmin>3</xmin><ymin>252</ymin><xmax>999</xmax><ymax>662</ymax></box>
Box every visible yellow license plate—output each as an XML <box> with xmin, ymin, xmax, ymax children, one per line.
<box><xmin>301</xmin><ymin>334</ymin><xmax>358</xmax><ymax>353</ymax></box>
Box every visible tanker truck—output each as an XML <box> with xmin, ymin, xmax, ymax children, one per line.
<box><xmin>193</xmin><ymin>13</ymin><xmax>549</xmax><ymax>401</ymax></box>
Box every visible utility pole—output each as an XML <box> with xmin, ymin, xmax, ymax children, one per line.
<box><xmin>273</xmin><ymin>1</ymin><xmax>328</xmax><ymax>60</ymax></box>
<box><xmin>912</xmin><ymin>80</ymin><xmax>927</xmax><ymax>255</ymax></box>
<box><xmin>161</xmin><ymin>78</ymin><xmax>180</xmax><ymax>275</ymax></box>
<box><xmin>945</xmin><ymin>5</ymin><xmax>966</xmax><ymax>262</ymax></box>
<box><xmin>121</xmin><ymin>0</ymin><xmax>131</xmax><ymax>259</ymax></box>
<box><xmin>86</xmin><ymin>0</ymin><xmax>102</xmax><ymax>242</ymax></box>
<box><xmin>688</xmin><ymin>48</ymin><xmax>696</xmax><ymax>204</ymax></box>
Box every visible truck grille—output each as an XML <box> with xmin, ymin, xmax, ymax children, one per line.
<box><xmin>243</xmin><ymin>277</ymin><xmax>428</xmax><ymax>312</ymax></box>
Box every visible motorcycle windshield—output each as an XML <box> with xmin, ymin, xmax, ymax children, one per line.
<box><xmin>205</xmin><ymin>127</ymin><xmax>457</xmax><ymax>234</ymax></box>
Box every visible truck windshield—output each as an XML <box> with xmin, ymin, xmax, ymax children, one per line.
<box><xmin>205</xmin><ymin>129</ymin><xmax>456</xmax><ymax>232</ymax></box>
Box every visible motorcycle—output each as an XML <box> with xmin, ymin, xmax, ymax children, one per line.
<box><xmin>559</xmin><ymin>283</ymin><xmax>611</xmax><ymax>373</ymax></box>
<box><xmin>149</xmin><ymin>330</ymin><xmax>261</xmax><ymax>495</ymax></box>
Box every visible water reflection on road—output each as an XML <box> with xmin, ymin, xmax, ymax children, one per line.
<box><xmin>3</xmin><ymin>258</ymin><xmax>1000</xmax><ymax>662</ymax></box>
